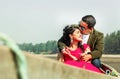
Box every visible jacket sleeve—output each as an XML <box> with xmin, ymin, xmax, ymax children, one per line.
<box><xmin>89</xmin><ymin>33</ymin><xmax>104</xmax><ymax>59</ymax></box>
<box><xmin>57</xmin><ymin>37</ymin><xmax>67</xmax><ymax>52</ymax></box>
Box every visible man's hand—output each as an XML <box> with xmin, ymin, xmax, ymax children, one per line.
<box><xmin>82</xmin><ymin>54</ymin><xmax>92</xmax><ymax>62</ymax></box>
<box><xmin>81</xmin><ymin>46</ymin><xmax>91</xmax><ymax>56</ymax></box>
<box><xmin>58</xmin><ymin>57</ymin><xmax>64</xmax><ymax>62</ymax></box>
<box><xmin>57</xmin><ymin>52</ymin><xmax>64</xmax><ymax>62</ymax></box>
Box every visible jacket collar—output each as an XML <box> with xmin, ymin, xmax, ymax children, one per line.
<box><xmin>87</xmin><ymin>29</ymin><xmax>97</xmax><ymax>45</ymax></box>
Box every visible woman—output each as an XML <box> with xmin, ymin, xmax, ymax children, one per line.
<box><xmin>58</xmin><ymin>24</ymin><xmax>102</xmax><ymax>73</ymax></box>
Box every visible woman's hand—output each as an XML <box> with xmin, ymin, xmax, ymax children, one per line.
<box><xmin>62</xmin><ymin>48</ymin><xmax>78</xmax><ymax>61</ymax></box>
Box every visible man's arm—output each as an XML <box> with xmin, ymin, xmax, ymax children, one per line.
<box><xmin>57</xmin><ymin>37</ymin><xmax>67</xmax><ymax>62</ymax></box>
<box><xmin>57</xmin><ymin>52</ymin><xmax>64</xmax><ymax>62</ymax></box>
<box><xmin>82</xmin><ymin>32</ymin><xmax>104</xmax><ymax>62</ymax></box>
<box><xmin>58</xmin><ymin>41</ymin><xmax>67</xmax><ymax>52</ymax></box>
<box><xmin>57</xmin><ymin>36</ymin><xmax>68</xmax><ymax>52</ymax></box>
<box><xmin>89</xmin><ymin>32</ymin><xmax>104</xmax><ymax>59</ymax></box>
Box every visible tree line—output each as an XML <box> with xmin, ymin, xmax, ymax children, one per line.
<box><xmin>17</xmin><ymin>40</ymin><xmax>58</xmax><ymax>54</ymax></box>
<box><xmin>18</xmin><ymin>30</ymin><xmax>120</xmax><ymax>54</ymax></box>
<box><xmin>104</xmin><ymin>30</ymin><xmax>120</xmax><ymax>54</ymax></box>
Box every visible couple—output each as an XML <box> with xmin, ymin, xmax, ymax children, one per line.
<box><xmin>57</xmin><ymin>15</ymin><xmax>104</xmax><ymax>73</ymax></box>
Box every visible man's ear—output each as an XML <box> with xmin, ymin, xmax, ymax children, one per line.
<box><xmin>89</xmin><ymin>28</ymin><xmax>93</xmax><ymax>32</ymax></box>
<box><xmin>90</xmin><ymin>28</ymin><xmax>93</xmax><ymax>30</ymax></box>
<box><xmin>88</xmin><ymin>28</ymin><xmax>93</xmax><ymax>33</ymax></box>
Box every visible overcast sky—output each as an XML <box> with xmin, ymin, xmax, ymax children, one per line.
<box><xmin>0</xmin><ymin>0</ymin><xmax>120</xmax><ymax>44</ymax></box>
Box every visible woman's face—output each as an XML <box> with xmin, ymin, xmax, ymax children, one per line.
<box><xmin>70</xmin><ymin>29</ymin><xmax>82</xmax><ymax>42</ymax></box>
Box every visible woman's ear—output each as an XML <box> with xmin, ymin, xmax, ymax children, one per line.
<box><xmin>69</xmin><ymin>34</ymin><xmax>73</xmax><ymax>43</ymax></box>
<box><xmin>69</xmin><ymin>34</ymin><xmax>72</xmax><ymax>39</ymax></box>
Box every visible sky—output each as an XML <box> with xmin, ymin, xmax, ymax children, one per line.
<box><xmin>0</xmin><ymin>0</ymin><xmax>120</xmax><ymax>44</ymax></box>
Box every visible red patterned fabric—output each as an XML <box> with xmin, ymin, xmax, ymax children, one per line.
<box><xmin>63</xmin><ymin>44</ymin><xmax>102</xmax><ymax>73</ymax></box>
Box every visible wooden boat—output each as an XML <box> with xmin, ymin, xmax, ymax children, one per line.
<box><xmin>100</xmin><ymin>63</ymin><xmax>119</xmax><ymax>77</ymax></box>
<box><xmin>0</xmin><ymin>33</ymin><xmax>119</xmax><ymax>79</ymax></box>
<box><xmin>45</xmin><ymin>54</ymin><xmax>120</xmax><ymax>78</ymax></box>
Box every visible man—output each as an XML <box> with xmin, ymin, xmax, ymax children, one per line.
<box><xmin>57</xmin><ymin>15</ymin><xmax>104</xmax><ymax>68</ymax></box>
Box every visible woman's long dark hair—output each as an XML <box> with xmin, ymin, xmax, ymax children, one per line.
<box><xmin>59</xmin><ymin>24</ymin><xmax>84</xmax><ymax>52</ymax></box>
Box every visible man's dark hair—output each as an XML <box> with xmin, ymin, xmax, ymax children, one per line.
<box><xmin>82</xmin><ymin>15</ymin><xmax>96</xmax><ymax>28</ymax></box>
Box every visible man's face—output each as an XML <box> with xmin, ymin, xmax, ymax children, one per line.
<box><xmin>79</xmin><ymin>21</ymin><xmax>92</xmax><ymax>35</ymax></box>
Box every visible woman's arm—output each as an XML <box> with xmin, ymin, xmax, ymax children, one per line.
<box><xmin>63</xmin><ymin>48</ymin><xmax>78</xmax><ymax>61</ymax></box>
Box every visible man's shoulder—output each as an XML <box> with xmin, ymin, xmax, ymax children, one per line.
<box><xmin>93</xmin><ymin>29</ymin><xmax>104</xmax><ymax>36</ymax></box>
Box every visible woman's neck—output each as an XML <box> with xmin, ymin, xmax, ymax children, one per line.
<box><xmin>69</xmin><ymin>41</ymin><xmax>78</xmax><ymax>50</ymax></box>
